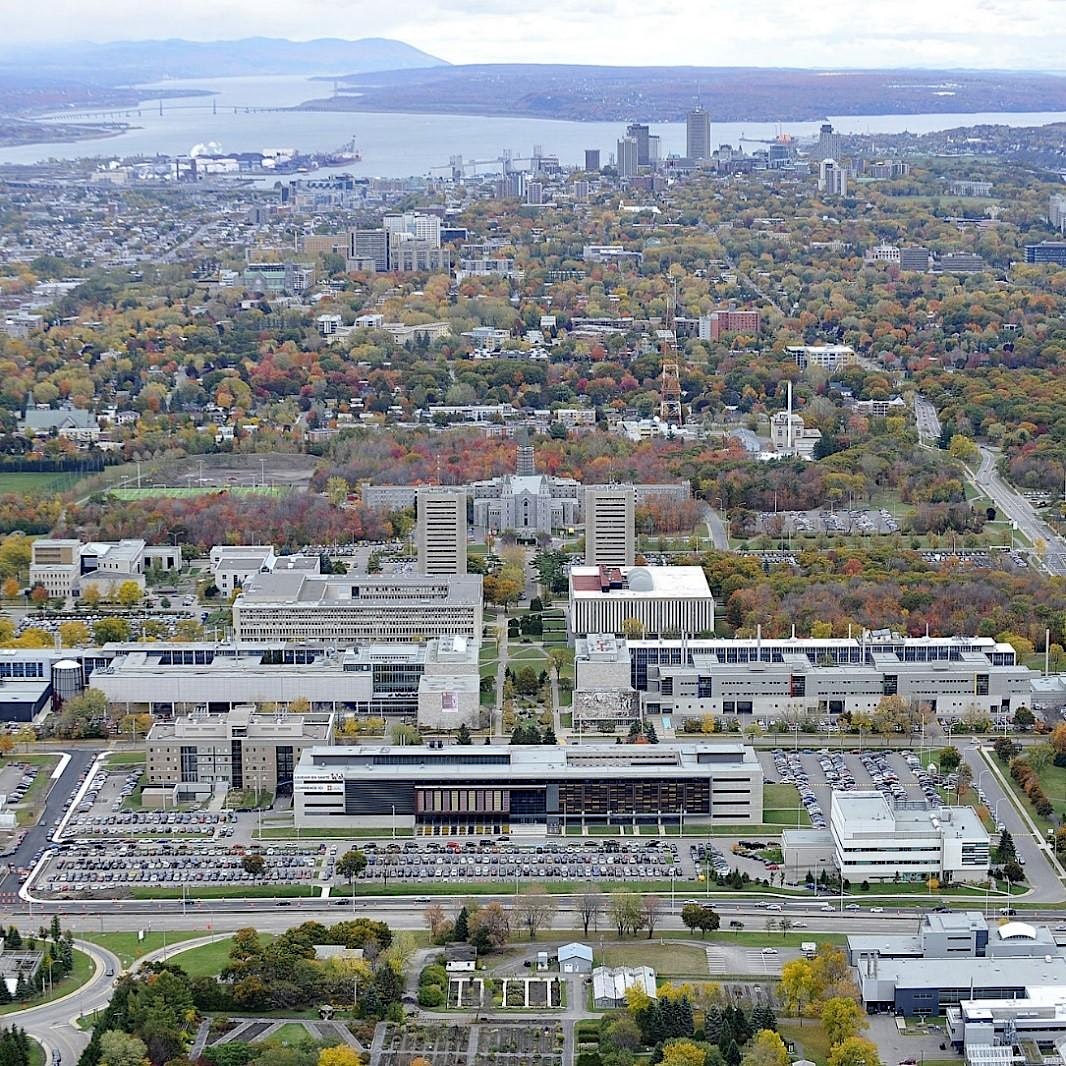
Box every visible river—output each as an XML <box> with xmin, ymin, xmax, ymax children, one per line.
<box><xmin>4</xmin><ymin>73</ymin><xmax>1065</xmax><ymax>177</ymax></box>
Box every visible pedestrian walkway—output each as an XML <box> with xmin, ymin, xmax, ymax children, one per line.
<box><xmin>705</xmin><ymin>947</ymin><xmax>727</xmax><ymax>974</ymax></box>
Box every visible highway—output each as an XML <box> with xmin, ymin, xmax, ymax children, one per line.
<box><xmin>914</xmin><ymin>394</ymin><xmax>942</xmax><ymax>446</ymax></box>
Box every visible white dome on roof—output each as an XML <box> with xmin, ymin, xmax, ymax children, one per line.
<box><xmin>627</xmin><ymin>567</ymin><xmax>654</xmax><ymax>592</ymax></box>
<box><xmin>998</xmin><ymin>921</ymin><xmax>1037</xmax><ymax>940</ymax></box>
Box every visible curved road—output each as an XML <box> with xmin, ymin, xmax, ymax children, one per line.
<box><xmin>5</xmin><ymin>940</ymin><xmax>120</xmax><ymax>1066</ymax></box>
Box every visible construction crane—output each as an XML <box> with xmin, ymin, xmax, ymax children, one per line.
<box><xmin>659</xmin><ymin>278</ymin><xmax>684</xmax><ymax>426</ymax></box>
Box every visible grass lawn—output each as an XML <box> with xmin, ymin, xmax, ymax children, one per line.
<box><xmin>104</xmin><ymin>752</ymin><xmax>147</xmax><ymax>767</ymax></box>
<box><xmin>28</xmin><ymin>1039</ymin><xmax>44</xmax><ymax>1066</ymax></box>
<box><xmin>763</xmin><ymin>808</ymin><xmax>812</xmax><ymax>827</ymax></box>
<box><xmin>595</xmin><ymin>942</ymin><xmax>708</xmax><ymax>976</ymax></box>
<box><xmin>81</xmin><ymin>931</ymin><xmax>205</xmax><ymax>969</ymax></box>
<box><xmin>131</xmin><ymin>884</ymin><xmax>322</xmax><ymax>900</ymax></box>
<box><xmin>0</xmin><ymin>948</ymin><xmax>93</xmax><ymax>1015</ymax></box>
<box><xmin>267</xmin><ymin>1023</ymin><xmax>318</xmax><ymax>1046</ymax></box>
<box><xmin>0</xmin><ymin>472</ymin><xmax>79</xmax><ymax>495</ymax></box>
<box><xmin>779</xmin><ymin>1020</ymin><xmax>832</xmax><ymax>1066</ymax></box>
<box><xmin>13</xmin><ymin>753</ymin><xmax>61</xmax><ymax>827</ymax></box>
<box><xmin>168</xmin><ymin>934</ymin><xmax>275</xmax><ymax>979</ymax></box>
<box><xmin>256</xmin><ymin>826</ymin><xmax>412</xmax><ymax>839</ymax></box>
<box><xmin>996</xmin><ymin>754</ymin><xmax>1066</xmax><ymax>831</ymax></box>
<box><xmin>110</xmin><ymin>486</ymin><xmax>288</xmax><ymax>500</ymax></box>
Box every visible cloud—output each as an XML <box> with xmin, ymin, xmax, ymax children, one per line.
<box><xmin>0</xmin><ymin>0</ymin><xmax>1064</xmax><ymax>69</ymax></box>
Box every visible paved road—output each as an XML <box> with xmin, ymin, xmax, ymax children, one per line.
<box><xmin>972</xmin><ymin>446</ymin><xmax>1066</xmax><ymax>575</ymax></box>
<box><xmin>1</xmin><ymin>749</ymin><xmax>97</xmax><ymax>896</ymax></box>
<box><xmin>700</xmin><ymin>503</ymin><xmax>730</xmax><ymax>550</ymax></box>
<box><xmin>962</xmin><ymin>741</ymin><xmax>1065</xmax><ymax>902</ymax></box>
<box><xmin>6</xmin><ymin>939</ymin><xmax>119</xmax><ymax>1066</ymax></box>
<box><xmin>914</xmin><ymin>394</ymin><xmax>942</xmax><ymax>446</ymax></box>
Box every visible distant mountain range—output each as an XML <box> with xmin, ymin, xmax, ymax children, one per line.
<box><xmin>302</xmin><ymin>63</ymin><xmax>1066</xmax><ymax>122</ymax></box>
<box><xmin>0</xmin><ymin>37</ymin><xmax>447</xmax><ymax>86</ymax></box>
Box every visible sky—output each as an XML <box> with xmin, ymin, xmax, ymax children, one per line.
<box><xmin>3</xmin><ymin>0</ymin><xmax>1066</xmax><ymax>70</ymax></box>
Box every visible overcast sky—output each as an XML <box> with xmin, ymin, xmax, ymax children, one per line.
<box><xmin>5</xmin><ymin>0</ymin><xmax>1066</xmax><ymax>69</ymax></box>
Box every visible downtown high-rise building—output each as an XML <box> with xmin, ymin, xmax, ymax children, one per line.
<box><xmin>625</xmin><ymin>123</ymin><xmax>651</xmax><ymax>166</ymax></box>
<box><xmin>416</xmin><ymin>488</ymin><xmax>467</xmax><ymax>576</ymax></box>
<box><xmin>686</xmin><ymin>106</ymin><xmax>711</xmax><ymax>160</ymax></box>
<box><xmin>819</xmin><ymin>158</ymin><xmax>848</xmax><ymax>197</ymax></box>
<box><xmin>818</xmin><ymin>123</ymin><xmax>842</xmax><ymax>162</ymax></box>
<box><xmin>617</xmin><ymin>137</ymin><xmax>639</xmax><ymax>178</ymax></box>
<box><xmin>584</xmin><ymin>149</ymin><xmax>601</xmax><ymax>172</ymax></box>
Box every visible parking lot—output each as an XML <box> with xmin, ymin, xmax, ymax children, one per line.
<box><xmin>755</xmin><ymin>508</ymin><xmax>900</xmax><ymax>537</ymax></box>
<box><xmin>354</xmin><ymin>838</ymin><xmax>685</xmax><ymax>885</ymax></box>
<box><xmin>38</xmin><ymin>840</ymin><xmax>322</xmax><ymax>896</ymax></box>
<box><xmin>762</xmin><ymin>746</ymin><xmax>991</xmax><ymax>835</ymax></box>
<box><xmin>0</xmin><ymin>760</ymin><xmax>40</xmax><ymax>808</ymax></box>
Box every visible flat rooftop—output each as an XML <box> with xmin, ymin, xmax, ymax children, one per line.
<box><xmin>872</xmin><ymin>955</ymin><xmax>1066</xmax><ymax>989</ymax></box>
<box><xmin>240</xmin><ymin>571</ymin><xmax>483</xmax><ymax>605</ymax></box>
<box><xmin>298</xmin><ymin>742</ymin><xmax>760</xmax><ymax>781</ymax></box>
<box><xmin>570</xmin><ymin>565</ymin><xmax>712</xmax><ymax>599</ymax></box>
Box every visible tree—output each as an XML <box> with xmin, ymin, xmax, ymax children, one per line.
<box><xmin>58</xmin><ymin>621</ymin><xmax>90</xmax><ymax>647</ymax></box>
<box><xmin>780</xmin><ymin>958</ymin><xmax>818</xmax><ymax>1021</ymax></box>
<box><xmin>997</xmin><ymin>829</ymin><xmax>1017</xmax><ymax>864</ymax></box>
<box><xmin>0</xmin><ymin>737</ymin><xmax>12</xmax><ymax>759</ymax></box>
<box><xmin>827</xmin><ymin>1037</ymin><xmax>882</xmax><ymax>1066</ymax></box>
<box><xmin>741</xmin><ymin>1030</ymin><xmax>790</xmax><ymax>1066</ymax></box>
<box><xmin>99</xmin><ymin>1031</ymin><xmax>148</xmax><ymax>1066</ymax></box>
<box><xmin>241</xmin><ymin>853</ymin><xmax>266</xmax><ymax>876</ymax></box>
<box><xmin>53</xmin><ymin>689</ymin><xmax>108</xmax><ymax>740</ymax></box>
<box><xmin>821</xmin><ymin>996</ymin><xmax>868</xmax><ymax>1045</ymax></box>
<box><xmin>1</xmin><ymin>578</ymin><xmax>19</xmax><ymax>600</ymax></box>
<box><xmin>28</xmin><ymin>584</ymin><xmax>48</xmax><ymax>607</ymax></box>
<box><xmin>456</xmin><ymin>723</ymin><xmax>472</xmax><ymax>745</ymax></box>
<box><xmin>336</xmin><ymin>849</ymin><xmax>368</xmax><ymax>893</ymax></box>
<box><xmin>93</xmin><ymin>617</ymin><xmax>130</xmax><ymax>644</ymax></box>
<box><xmin>1014</xmin><ymin>707</ymin><xmax>1036</xmax><ymax>731</ymax></box>
<box><xmin>938</xmin><ymin>746</ymin><xmax>961</xmax><ymax>772</ymax></box>
<box><xmin>467</xmin><ymin>901</ymin><xmax>510</xmax><ymax>951</ymax></box>
<box><xmin>661</xmin><ymin>1040</ymin><xmax>708</xmax><ymax>1066</ymax></box>
<box><xmin>318</xmin><ymin>1047</ymin><xmax>361</xmax><ymax>1066</ymax></box>
<box><xmin>115</xmin><ymin>581</ymin><xmax>143</xmax><ymax>607</ymax></box>
<box><xmin>514</xmin><ymin>891</ymin><xmax>556</xmax><ymax>940</ymax></box>
<box><xmin>577</xmin><ymin>891</ymin><xmax>603</xmax><ymax>935</ymax></box>
<box><xmin>325</xmin><ymin>477</ymin><xmax>350</xmax><ymax>507</ymax></box>
<box><xmin>948</xmin><ymin>435</ymin><xmax>979</xmax><ymax>464</ymax></box>
<box><xmin>642</xmin><ymin>895</ymin><xmax>663</xmax><ymax>939</ymax></box>
<box><xmin>453</xmin><ymin>906</ymin><xmax>469</xmax><ymax>942</ymax></box>
<box><xmin>608</xmin><ymin>892</ymin><xmax>644</xmax><ymax>938</ymax></box>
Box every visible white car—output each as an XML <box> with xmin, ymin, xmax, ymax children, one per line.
<box><xmin>761</xmin><ymin>947</ymin><xmax>779</xmax><ymax>955</ymax></box>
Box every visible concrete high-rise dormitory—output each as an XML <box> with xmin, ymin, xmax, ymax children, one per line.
<box><xmin>584</xmin><ymin>487</ymin><xmax>635</xmax><ymax>567</ymax></box>
<box><xmin>416</xmin><ymin>488</ymin><xmax>467</xmax><ymax>575</ymax></box>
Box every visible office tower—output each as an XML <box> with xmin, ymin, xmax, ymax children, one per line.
<box><xmin>1025</xmin><ymin>242</ymin><xmax>1066</xmax><ymax>265</ymax></box>
<box><xmin>585</xmin><ymin>149</ymin><xmax>601</xmax><ymax>172</ymax></box>
<box><xmin>584</xmin><ymin>487</ymin><xmax>635</xmax><ymax>568</ymax></box>
<box><xmin>818</xmin><ymin>159</ymin><xmax>848</xmax><ymax>197</ymax></box>
<box><xmin>349</xmin><ymin>229</ymin><xmax>390</xmax><ymax>272</ymax></box>
<box><xmin>647</xmin><ymin>135</ymin><xmax>661</xmax><ymax>164</ymax></box>
<box><xmin>686</xmin><ymin>106</ymin><xmax>711</xmax><ymax>160</ymax></box>
<box><xmin>625</xmin><ymin>123</ymin><xmax>651</xmax><ymax>165</ymax></box>
<box><xmin>526</xmin><ymin>182</ymin><xmax>544</xmax><ymax>205</ymax></box>
<box><xmin>573</xmin><ymin>180</ymin><xmax>590</xmax><ymax>204</ymax></box>
<box><xmin>416</xmin><ymin>488</ymin><xmax>467</xmax><ymax>576</ymax></box>
<box><xmin>818</xmin><ymin>123</ymin><xmax>841</xmax><ymax>161</ymax></box>
<box><xmin>617</xmin><ymin>137</ymin><xmax>639</xmax><ymax>178</ymax></box>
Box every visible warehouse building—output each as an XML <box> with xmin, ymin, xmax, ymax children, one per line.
<box><xmin>293</xmin><ymin>742</ymin><xmax>764</xmax><ymax>831</ymax></box>
<box><xmin>233</xmin><ymin>571</ymin><xmax>484</xmax><ymax>643</ymax></box>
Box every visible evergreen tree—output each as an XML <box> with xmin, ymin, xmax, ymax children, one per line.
<box><xmin>454</xmin><ymin>906</ymin><xmax>470</xmax><ymax>942</ymax></box>
<box><xmin>49</xmin><ymin>916</ymin><xmax>61</xmax><ymax>943</ymax></box>
<box><xmin>720</xmin><ymin>1033</ymin><xmax>741</xmax><ymax>1066</ymax></box>
<box><xmin>13</xmin><ymin>974</ymin><xmax>27</xmax><ymax>1002</ymax></box>
<box><xmin>0</xmin><ymin>982</ymin><xmax>12</xmax><ymax>1006</ymax></box>
<box><xmin>5</xmin><ymin>929</ymin><xmax>20</xmax><ymax>950</ymax></box>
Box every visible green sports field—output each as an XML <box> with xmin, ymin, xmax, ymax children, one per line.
<box><xmin>108</xmin><ymin>486</ymin><xmax>289</xmax><ymax>500</ymax></box>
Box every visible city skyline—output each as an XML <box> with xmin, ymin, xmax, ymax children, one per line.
<box><xmin>1</xmin><ymin>0</ymin><xmax>1065</xmax><ymax>70</ymax></box>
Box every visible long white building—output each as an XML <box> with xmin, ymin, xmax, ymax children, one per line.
<box><xmin>569</xmin><ymin>565</ymin><xmax>715</xmax><ymax>638</ymax></box>
<box><xmin>233</xmin><ymin>571</ymin><xmax>483</xmax><ymax>643</ymax></box>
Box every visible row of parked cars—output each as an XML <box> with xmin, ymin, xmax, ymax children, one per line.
<box><xmin>691</xmin><ymin>842</ymin><xmax>731</xmax><ymax>876</ymax></box>
<box><xmin>6</xmin><ymin>763</ymin><xmax>39</xmax><ymax>806</ymax></box>
<box><xmin>357</xmin><ymin>841</ymin><xmax>683</xmax><ymax>882</ymax></box>
<box><xmin>771</xmin><ymin>749</ymin><xmax>828</xmax><ymax>830</ymax></box>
